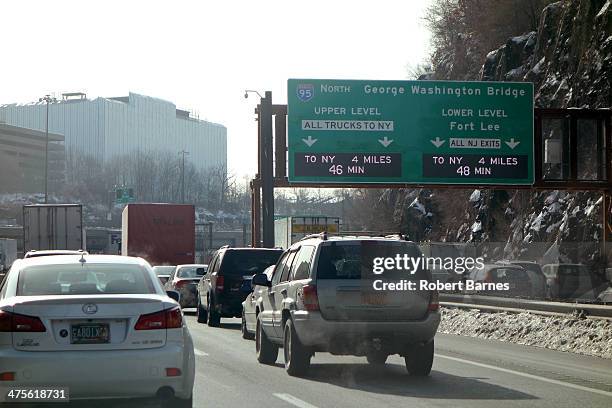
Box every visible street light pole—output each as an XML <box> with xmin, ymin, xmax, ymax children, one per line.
<box><xmin>179</xmin><ymin>150</ymin><xmax>189</xmax><ymax>203</ymax></box>
<box><xmin>39</xmin><ymin>95</ymin><xmax>56</xmax><ymax>203</ymax></box>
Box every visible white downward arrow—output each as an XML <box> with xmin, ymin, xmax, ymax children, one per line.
<box><xmin>378</xmin><ymin>136</ymin><xmax>394</xmax><ymax>147</ymax></box>
<box><xmin>505</xmin><ymin>138</ymin><xmax>520</xmax><ymax>149</ymax></box>
<box><xmin>431</xmin><ymin>137</ymin><xmax>445</xmax><ymax>148</ymax></box>
<box><xmin>302</xmin><ymin>136</ymin><xmax>317</xmax><ymax>147</ymax></box>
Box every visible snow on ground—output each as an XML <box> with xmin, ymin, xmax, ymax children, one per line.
<box><xmin>440</xmin><ymin>307</ymin><xmax>612</xmax><ymax>359</ymax></box>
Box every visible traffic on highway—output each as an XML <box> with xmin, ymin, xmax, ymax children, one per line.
<box><xmin>1</xmin><ymin>1</ymin><xmax>612</xmax><ymax>407</ymax></box>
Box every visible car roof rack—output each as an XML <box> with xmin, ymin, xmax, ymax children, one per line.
<box><xmin>298</xmin><ymin>231</ymin><xmax>328</xmax><ymax>242</ymax></box>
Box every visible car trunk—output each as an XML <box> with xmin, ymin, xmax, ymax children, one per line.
<box><xmin>315</xmin><ymin>241</ymin><xmax>431</xmax><ymax>322</ymax></box>
<box><xmin>11</xmin><ymin>295</ymin><xmax>168</xmax><ymax>351</ymax></box>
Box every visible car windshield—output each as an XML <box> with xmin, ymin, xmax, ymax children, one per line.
<box><xmin>317</xmin><ymin>241</ymin><xmax>424</xmax><ymax>280</ymax></box>
<box><xmin>152</xmin><ymin>266</ymin><xmax>175</xmax><ymax>276</ymax></box>
<box><xmin>222</xmin><ymin>250</ymin><xmax>282</xmax><ymax>275</ymax></box>
<box><xmin>17</xmin><ymin>264</ymin><xmax>156</xmax><ymax>295</ymax></box>
<box><xmin>177</xmin><ymin>266</ymin><xmax>207</xmax><ymax>278</ymax></box>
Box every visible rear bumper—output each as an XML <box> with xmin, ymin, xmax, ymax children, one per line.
<box><xmin>0</xmin><ymin>341</ymin><xmax>195</xmax><ymax>399</ymax></box>
<box><xmin>179</xmin><ymin>286</ymin><xmax>198</xmax><ymax>307</ymax></box>
<box><xmin>291</xmin><ymin>310</ymin><xmax>440</xmax><ymax>354</ymax></box>
<box><xmin>214</xmin><ymin>293</ymin><xmax>247</xmax><ymax>317</ymax></box>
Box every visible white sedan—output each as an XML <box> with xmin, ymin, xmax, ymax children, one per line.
<box><xmin>0</xmin><ymin>254</ymin><xmax>195</xmax><ymax>407</ymax></box>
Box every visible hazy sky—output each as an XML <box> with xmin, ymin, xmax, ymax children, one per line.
<box><xmin>0</xmin><ymin>0</ymin><xmax>432</xmax><ymax>178</ymax></box>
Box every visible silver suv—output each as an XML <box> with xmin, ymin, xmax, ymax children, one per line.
<box><xmin>251</xmin><ymin>234</ymin><xmax>440</xmax><ymax>377</ymax></box>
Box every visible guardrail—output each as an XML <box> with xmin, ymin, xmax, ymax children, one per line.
<box><xmin>439</xmin><ymin>293</ymin><xmax>612</xmax><ymax>319</ymax></box>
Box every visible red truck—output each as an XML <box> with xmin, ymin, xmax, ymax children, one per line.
<box><xmin>121</xmin><ymin>204</ymin><xmax>195</xmax><ymax>265</ymax></box>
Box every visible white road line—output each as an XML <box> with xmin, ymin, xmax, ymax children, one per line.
<box><xmin>437</xmin><ymin>354</ymin><xmax>612</xmax><ymax>398</ymax></box>
<box><xmin>273</xmin><ymin>393</ymin><xmax>319</xmax><ymax>408</ymax></box>
<box><xmin>194</xmin><ymin>348</ymin><xmax>209</xmax><ymax>357</ymax></box>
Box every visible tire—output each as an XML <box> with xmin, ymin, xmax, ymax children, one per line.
<box><xmin>366</xmin><ymin>351</ymin><xmax>388</xmax><ymax>365</ymax></box>
<box><xmin>196</xmin><ymin>297</ymin><xmax>207</xmax><ymax>323</ymax></box>
<box><xmin>404</xmin><ymin>339</ymin><xmax>434</xmax><ymax>376</ymax></box>
<box><xmin>162</xmin><ymin>395</ymin><xmax>192</xmax><ymax>408</ymax></box>
<box><xmin>207</xmin><ymin>298</ymin><xmax>220</xmax><ymax>327</ymax></box>
<box><xmin>283</xmin><ymin>318</ymin><xmax>311</xmax><ymax>376</ymax></box>
<box><xmin>256</xmin><ymin>318</ymin><xmax>278</xmax><ymax>364</ymax></box>
<box><xmin>242</xmin><ymin>311</ymin><xmax>255</xmax><ymax>340</ymax></box>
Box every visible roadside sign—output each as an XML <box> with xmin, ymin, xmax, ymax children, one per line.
<box><xmin>287</xmin><ymin>79</ymin><xmax>534</xmax><ymax>185</ymax></box>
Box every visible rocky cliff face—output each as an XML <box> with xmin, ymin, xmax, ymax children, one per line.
<box><xmin>393</xmin><ymin>0</ymin><xmax>611</xmax><ymax>267</ymax></box>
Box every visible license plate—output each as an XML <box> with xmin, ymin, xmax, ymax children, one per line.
<box><xmin>361</xmin><ymin>293</ymin><xmax>387</xmax><ymax>306</ymax></box>
<box><xmin>70</xmin><ymin>324</ymin><xmax>110</xmax><ymax>344</ymax></box>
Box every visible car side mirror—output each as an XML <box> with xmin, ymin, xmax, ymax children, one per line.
<box><xmin>166</xmin><ymin>290</ymin><xmax>181</xmax><ymax>303</ymax></box>
<box><xmin>251</xmin><ymin>273</ymin><xmax>271</xmax><ymax>287</ymax></box>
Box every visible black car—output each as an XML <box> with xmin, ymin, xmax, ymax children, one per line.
<box><xmin>196</xmin><ymin>247</ymin><xmax>282</xmax><ymax>326</ymax></box>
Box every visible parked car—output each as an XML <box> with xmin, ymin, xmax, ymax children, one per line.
<box><xmin>197</xmin><ymin>247</ymin><xmax>283</xmax><ymax>326</ymax></box>
<box><xmin>0</xmin><ymin>254</ymin><xmax>195</xmax><ymax>407</ymax></box>
<box><xmin>542</xmin><ymin>263</ymin><xmax>603</xmax><ymax>300</ymax></box>
<box><xmin>465</xmin><ymin>263</ymin><xmax>532</xmax><ymax>297</ymax></box>
<box><xmin>153</xmin><ymin>265</ymin><xmax>176</xmax><ymax>285</ymax></box>
<box><xmin>165</xmin><ymin>264</ymin><xmax>208</xmax><ymax>308</ymax></box>
<box><xmin>251</xmin><ymin>235</ymin><xmax>440</xmax><ymax>377</ymax></box>
<box><xmin>24</xmin><ymin>249</ymin><xmax>89</xmax><ymax>258</ymax></box>
<box><xmin>241</xmin><ymin>265</ymin><xmax>275</xmax><ymax>340</ymax></box>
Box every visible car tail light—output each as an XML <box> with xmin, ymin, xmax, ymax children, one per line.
<box><xmin>165</xmin><ymin>368</ymin><xmax>182</xmax><ymax>377</ymax></box>
<box><xmin>301</xmin><ymin>285</ymin><xmax>319</xmax><ymax>311</ymax></box>
<box><xmin>483</xmin><ymin>271</ymin><xmax>493</xmax><ymax>283</ymax></box>
<box><xmin>428</xmin><ymin>290</ymin><xmax>440</xmax><ymax>312</ymax></box>
<box><xmin>175</xmin><ymin>280</ymin><xmax>190</xmax><ymax>288</ymax></box>
<box><xmin>135</xmin><ymin>306</ymin><xmax>182</xmax><ymax>330</ymax></box>
<box><xmin>215</xmin><ymin>275</ymin><xmax>225</xmax><ymax>292</ymax></box>
<box><xmin>0</xmin><ymin>372</ymin><xmax>15</xmax><ymax>381</ymax></box>
<box><xmin>0</xmin><ymin>310</ymin><xmax>46</xmax><ymax>332</ymax></box>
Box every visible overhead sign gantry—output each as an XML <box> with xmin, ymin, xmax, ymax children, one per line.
<box><xmin>287</xmin><ymin>79</ymin><xmax>534</xmax><ymax>185</ymax></box>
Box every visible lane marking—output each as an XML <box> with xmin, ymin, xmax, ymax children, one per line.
<box><xmin>194</xmin><ymin>348</ymin><xmax>209</xmax><ymax>357</ymax></box>
<box><xmin>437</xmin><ymin>354</ymin><xmax>612</xmax><ymax>397</ymax></box>
<box><xmin>273</xmin><ymin>393</ymin><xmax>319</xmax><ymax>408</ymax></box>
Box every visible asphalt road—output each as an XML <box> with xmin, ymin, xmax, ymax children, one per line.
<box><xmin>186</xmin><ymin>312</ymin><xmax>611</xmax><ymax>408</ymax></box>
<box><xmin>11</xmin><ymin>310</ymin><xmax>612</xmax><ymax>408</ymax></box>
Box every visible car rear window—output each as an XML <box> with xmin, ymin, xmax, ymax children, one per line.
<box><xmin>177</xmin><ymin>266</ymin><xmax>207</xmax><ymax>278</ymax></box>
<box><xmin>316</xmin><ymin>241</ymin><xmax>425</xmax><ymax>280</ymax></box>
<box><xmin>153</xmin><ymin>266</ymin><xmax>175</xmax><ymax>276</ymax></box>
<box><xmin>17</xmin><ymin>264</ymin><xmax>156</xmax><ymax>296</ymax></box>
<box><xmin>221</xmin><ymin>250</ymin><xmax>282</xmax><ymax>276</ymax></box>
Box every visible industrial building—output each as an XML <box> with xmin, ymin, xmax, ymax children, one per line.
<box><xmin>0</xmin><ymin>92</ymin><xmax>227</xmax><ymax>173</ymax></box>
<box><xmin>0</xmin><ymin>123</ymin><xmax>65</xmax><ymax>194</ymax></box>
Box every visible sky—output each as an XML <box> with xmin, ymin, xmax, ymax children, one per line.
<box><xmin>0</xmin><ymin>0</ymin><xmax>432</xmax><ymax>178</ymax></box>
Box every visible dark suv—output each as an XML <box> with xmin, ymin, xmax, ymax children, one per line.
<box><xmin>197</xmin><ymin>247</ymin><xmax>282</xmax><ymax>326</ymax></box>
<box><xmin>251</xmin><ymin>234</ymin><xmax>440</xmax><ymax>377</ymax></box>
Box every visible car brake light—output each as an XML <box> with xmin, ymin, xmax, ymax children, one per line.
<box><xmin>175</xmin><ymin>280</ymin><xmax>190</xmax><ymax>288</ymax></box>
<box><xmin>135</xmin><ymin>306</ymin><xmax>182</xmax><ymax>330</ymax></box>
<box><xmin>0</xmin><ymin>310</ymin><xmax>46</xmax><ymax>332</ymax></box>
<box><xmin>165</xmin><ymin>368</ymin><xmax>182</xmax><ymax>377</ymax></box>
<box><xmin>301</xmin><ymin>285</ymin><xmax>319</xmax><ymax>311</ymax></box>
<box><xmin>483</xmin><ymin>271</ymin><xmax>493</xmax><ymax>283</ymax></box>
<box><xmin>215</xmin><ymin>275</ymin><xmax>224</xmax><ymax>292</ymax></box>
<box><xmin>428</xmin><ymin>290</ymin><xmax>440</xmax><ymax>312</ymax></box>
<box><xmin>0</xmin><ymin>372</ymin><xmax>15</xmax><ymax>381</ymax></box>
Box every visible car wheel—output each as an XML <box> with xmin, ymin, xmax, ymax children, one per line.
<box><xmin>404</xmin><ymin>339</ymin><xmax>434</xmax><ymax>376</ymax></box>
<box><xmin>163</xmin><ymin>394</ymin><xmax>192</xmax><ymax>408</ymax></box>
<box><xmin>283</xmin><ymin>318</ymin><xmax>311</xmax><ymax>376</ymax></box>
<box><xmin>242</xmin><ymin>311</ymin><xmax>255</xmax><ymax>340</ymax></box>
<box><xmin>207</xmin><ymin>298</ymin><xmax>220</xmax><ymax>327</ymax></box>
<box><xmin>366</xmin><ymin>351</ymin><xmax>388</xmax><ymax>365</ymax></box>
<box><xmin>256</xmin><ymin>318</ymin><xmax>278</xmax><ymax>364</ymax></box>
<box><xmin>196</xmin><ymin>297</ymin><xmax>207</xmax><ymax>323</ymax></box>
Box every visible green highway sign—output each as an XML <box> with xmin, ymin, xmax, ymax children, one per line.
<box><xmin>287</xmin><ymin>79</ymin><xmax>534</xmax><ymax>185</ymax></box>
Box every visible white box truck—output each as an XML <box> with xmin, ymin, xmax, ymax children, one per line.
<box><xmin>274</xmin><ymin>216</ymin><xmax>341</xmax><ymax>249</ymax></box>
<box><xmin>23</xmin><ymin>204</ymin><xmax>85</xmax><ymax>252</ymax></box>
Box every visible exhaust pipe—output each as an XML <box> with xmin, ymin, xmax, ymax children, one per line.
<box><xmin>156</xmin><ymin>386</ymin><xmax>175</xmax><ymax>400</ymax></box>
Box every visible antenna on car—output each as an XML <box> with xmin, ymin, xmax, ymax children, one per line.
<box><xmin>79</xmin><ymin>252</ymin><xmax>87</xmax><ymax>264</ymax></box>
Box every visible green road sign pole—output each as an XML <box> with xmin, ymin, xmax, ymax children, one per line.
<box><xmin>287</xmin><ymin>79</ymin><xmax>534</xmax><ymax>185</ymax></box>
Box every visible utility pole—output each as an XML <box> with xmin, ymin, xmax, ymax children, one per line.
<box><xmin>259</xmin><ymin>91</ymin><xmax>275</xmax><ymax>248</ymax></box>
<box><xmin>39</xmin><ymin>95</ymin><xmax>56</xmax><ymax>203</ymax></box>
<box><xmin>179</xmin><ymin>150</ymin><xmax>189</xmax><ymax>203</ymax></box>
